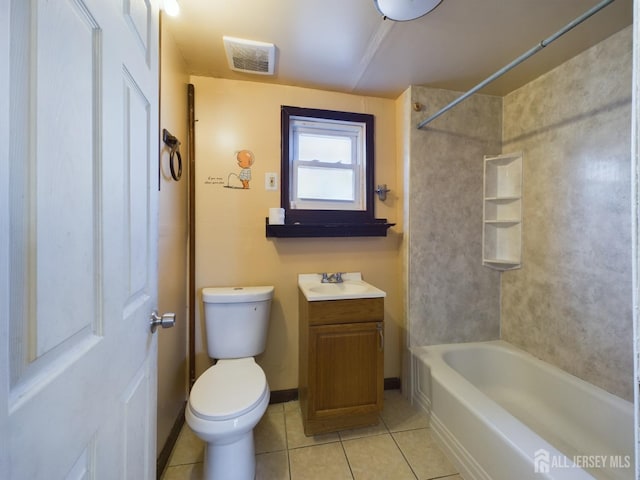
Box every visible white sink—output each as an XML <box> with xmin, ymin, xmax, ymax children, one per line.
<box><xmin>298</xmin><ymin>272</ymin><xmax>386</xmax><ymax>301</ymax></box>
<box><xmin>308</xmin><ymin>283</ymin><xmax>369</xmax><ymax>295</ymax></box>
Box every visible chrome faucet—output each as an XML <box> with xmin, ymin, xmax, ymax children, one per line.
<box><xmin>321</xmin><ymin>272</ymin><xmax>344</xmax><ymax>283</ymax></box>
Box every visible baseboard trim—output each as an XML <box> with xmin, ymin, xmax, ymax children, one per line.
<box><xmin>269</xmin><ymin>388</ymin><xmax>298</xmax><ymax>404</ymax></box>
<box><xmin>384</xmin><ymin>377</ymin><xmax>401</xmax><ymax>390</ymax></box>
<box><xmin>269</xmin><ymin>378</ymin><xmax>401</xmax><ymax>405</ymax></box>
<box><xmin>156</xmin><ymin>402</ymin><xmax>186</xmax><ymax>480</ymax></box>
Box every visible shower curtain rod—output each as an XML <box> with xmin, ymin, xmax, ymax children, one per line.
<box><xmin>416</xmin><ymin>0</ymin><xmax>616</xmax><ymax>129</ymax></box>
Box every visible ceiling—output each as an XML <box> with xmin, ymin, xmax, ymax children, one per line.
<box><xmin>163</xmin><ymin>0</ymin><xmax>633</xmax><ymax>99</ymax></box>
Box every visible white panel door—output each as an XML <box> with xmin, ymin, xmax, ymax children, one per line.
<box><xmin>0</xmin><ymin>0</ymin><xmax>160</xmax><ymax>478</ymax></box>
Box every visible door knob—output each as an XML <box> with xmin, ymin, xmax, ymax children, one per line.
<box><xmin>150</xmin><ymin>310</ymin><xmax>176</xmax><ymax>333</ymax></box>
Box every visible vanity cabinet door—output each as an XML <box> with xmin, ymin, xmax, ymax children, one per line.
<box><xmin>304</xmin><ymin>321</ymin><xmax>383</xmax><ymax>434</ymax></box>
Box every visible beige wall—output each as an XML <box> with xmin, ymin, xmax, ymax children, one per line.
<box><xmin>501</xmin><ymin>26</ymin><xmax>633</xmax><ymax>400</ymax></box>
<box><xmin>157</xmin><ymin>21</ymin><xmax>189</xmax><ymax>451</ymax></box>
<box><xmin>192</xmin><ymin>77</ymin><xmax>404</xmax><ymax>391</ymax></box>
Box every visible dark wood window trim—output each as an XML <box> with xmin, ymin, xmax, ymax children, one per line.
<box><xmin>280</xmin><ymin>105</ymin><xmax>375</xmax><ymax>225</ymax></box>
<box><xmin>268</xmin><ymin>106</ymin><xmax>393</xmax><ymax>237</ymax></box>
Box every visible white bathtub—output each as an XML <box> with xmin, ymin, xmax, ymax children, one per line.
<box><xmin>411</xmin><ymin>341</ymin><xmax>634</xmax><ymax>480</ymax></box>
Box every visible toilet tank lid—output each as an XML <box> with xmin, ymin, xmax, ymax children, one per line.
<box><xmin>202</xmin><ymin>286</ymin><xmax>274</xmax><ymax>303</ymax></box>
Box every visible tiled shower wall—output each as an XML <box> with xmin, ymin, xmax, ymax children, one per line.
<box><xmin>501</xmin><ymin>26</ymin><xmax>633</xmax><ymax>401</ymax></box>
<box><xmin>407</xmin><ymin>26</ymin><xmax>633</xmax><ymax>401</ymax></box>
<box><xmin>407</xmin><ymin>88</ymin><xmax>502</xmax><ymax>348</ymax></box>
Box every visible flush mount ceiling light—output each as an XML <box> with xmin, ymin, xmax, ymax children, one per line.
<box><xmin>163</xmin><ymin>0</ymin><xmax>180</xmax><ymax>17</ymax></box>
<box><xmin>374</xmin><ymin>0</ymin><xmax>442</xmax><ymax>21</ymax></box>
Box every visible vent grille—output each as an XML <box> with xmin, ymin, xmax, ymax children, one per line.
<box><xmin>223</xmin><ymin>36</ymin><xmax>275</xmax><ymax>75</ymax></box>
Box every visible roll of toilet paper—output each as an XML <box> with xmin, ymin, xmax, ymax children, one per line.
<box><xmin>269</xmin><ymin>208</ymin><xmax>285</xmax><ymax>225</ymax></box>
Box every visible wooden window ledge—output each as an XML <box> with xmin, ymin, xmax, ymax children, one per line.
<box><xmin>265</xmin><ymin>218</ymin><xmax>395</xmax><ymax>238</ymax></box>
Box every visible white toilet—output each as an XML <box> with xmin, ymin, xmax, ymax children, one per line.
<box><xmin>185</xmin><ymin>286</ymin><xmax>274</xmax><ymax>480</ymax></box>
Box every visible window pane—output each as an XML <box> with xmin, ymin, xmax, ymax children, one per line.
<box><xmin>297</xmin><ymin>167</ymin><xmax>354</xmax><ymax>201</ymax></box>
<box><xmin>282</xmin><ymin>106</ymin><xmax>374</xmax><ymax>220</ymax></box>
<box><xmin>298</xmin><ymin>133</ymin><xmax>352</xmax><ymax>164</ymax></box>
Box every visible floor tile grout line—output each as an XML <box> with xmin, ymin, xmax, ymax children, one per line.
<box><xmin>379</xmin><ymin>413</ymin><xmax>391</xmax><ymax>431</ymax></box>
<box><xmin>287</xmin><ymin>439</ymin><xmax>342</xmax><ymax>451</ymax></box>
<box><xmin>388</xmin><ymin>431</ymin><xmax>420</xmax><ymax>480</ymax></box>
<box><xmin>339</xmin><ymin>431</ymin><xmax>393</xmax><ymax>445</ymax></box>
<box><xmin>282</xmin><ymin>403</ymin><xmax>292</xmax><ymax>480</ymax></box>
<box><xmin>389</xmin><ymin>429</ymin><xmax>462</xmax><ymax>480</ymax></box>
<box><xmin>387</xmin><ymin>425</ymin><xmax>432</xmax><ymax>434</ymax></box>
<box><xmin>338</xmin><ymin>436</ymin><xmax>356</xmax><ymax>480</ymax></box>
<box><xmin>256</xmin><ymin>447</ymin><xmax>288</xmax><ymax>455</ymax></box>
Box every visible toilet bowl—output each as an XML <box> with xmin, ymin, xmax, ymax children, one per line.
<box><xmin>186</xmin><ymin>358</ymin><xmax>269</xmax><ymax>480</ymax></box>
<box><xmin>185</xmin><ymin>285</ymin><xmax>274</xmax><ymax>480</ymax></box>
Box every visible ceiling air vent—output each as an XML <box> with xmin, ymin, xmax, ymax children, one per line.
<box><xmin>223</xmin><ymin>36</ymin><xmax>275</xmax><ymax>76</ymax></box>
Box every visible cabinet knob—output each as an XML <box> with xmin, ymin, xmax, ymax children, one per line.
<box><xmin>377</xmin><ymin>323</ymin><xmax>384</xmax><ymax>351</ymax></box>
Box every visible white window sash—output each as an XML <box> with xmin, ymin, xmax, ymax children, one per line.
<box><xmin>289</xmin><ymin>118</ymin><xmax>366</xmax><ymax>211</ymax></box>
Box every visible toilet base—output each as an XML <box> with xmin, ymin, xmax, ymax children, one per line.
<box><xmin>185</xmin><ymin>360</ymin><xmax>270</xmax><ymax>480</ymax></box>
<box><xmin>204</xmin><ymin>430</ymin><xmax>255</xmax><ymax>480</ymax></box>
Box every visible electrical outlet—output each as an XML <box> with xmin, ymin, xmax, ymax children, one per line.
<box><xmin>265</xmin><ymin>172</ymin><xmax>278</xmax><ymax>190</ymax></box>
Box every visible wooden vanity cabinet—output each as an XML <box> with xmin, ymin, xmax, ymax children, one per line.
<box><xmin>298</xmin><ymin>291</ymin><xmax>384</xmax><ymax>435</ymax></box>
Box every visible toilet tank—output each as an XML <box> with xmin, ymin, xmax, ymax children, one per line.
<box><xmin>202</xmin><ymin>286</ymin><xmax>274</xmax><ymax>359</ymax></box>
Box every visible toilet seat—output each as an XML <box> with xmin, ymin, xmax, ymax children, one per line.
<box><xmin>189</xmin><ymin>358</ymin><xmax>268</xmax><ymax>421</ymax></box>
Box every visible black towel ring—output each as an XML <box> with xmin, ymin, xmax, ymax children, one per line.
<box><xmin>162</xmin><ymin>128</ymin><xmax>183</xmax><ymax>181</ymax></box>
<box><xmin>169</xmin><ymin>148</ymin><xmax>182</xmax><ymax>181</ymax></box>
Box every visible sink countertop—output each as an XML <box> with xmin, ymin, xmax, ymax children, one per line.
<box><xmin>298</xmin><ymin>272</ymin><xmax>386</xmax><ymax>302</ymax></box>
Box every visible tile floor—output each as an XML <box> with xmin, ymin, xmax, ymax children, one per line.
<box><xmin>161</xmin><ymin>390</ymin><xmax>464</xmax><ymax>480</ymax></box>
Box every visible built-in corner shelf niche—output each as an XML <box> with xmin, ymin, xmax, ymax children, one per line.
<box><xmin>482</xmin><ymin>152</ymin><xmax>523</xmax><ymax>270</ymax></box>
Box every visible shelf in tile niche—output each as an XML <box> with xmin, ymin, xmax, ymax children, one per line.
<box><xmin>484</xmin><ymin>220</ymin><xmax>520</xmax><ymax>226</ymax></box>
<box><xmin>265</xmin><ymin>218</ymin><xmax>395</xmax><ymax>238</ymax></box>
<box><xmin>483</xmin><ymin>258</ymin><xmax>521</xmax><ymax>269</ymax></box>
<box><xmin>482</xmin><ymin>152</ymin><xmax>523</xmax><ymax>270</ymax></box>
<box><xmin>484</xmin><ymin>196</ymin><xmax>520</xmax><ymax>202</ymax></box>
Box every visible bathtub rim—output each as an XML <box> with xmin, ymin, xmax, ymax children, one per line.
<box><xmin>411</xmin><ymin>340</ymin><xmax>632</xmax><ymax>412</ymax></box>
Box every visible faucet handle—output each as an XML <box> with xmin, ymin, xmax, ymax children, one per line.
<box><xmin>335</xmin><ymin>272</ymin><xmax>343</xmax><ymax>282</ymax></box>
<box><xmin>320</xmin><ymin>273</ymin><xmax>329</xmax><ymax>282</ymax></box>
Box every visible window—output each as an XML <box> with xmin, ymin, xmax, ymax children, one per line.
<box><xmin>281</xmin><ymin>106</ymin><xmax>375</xmax><ymax>224</ymax></box>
